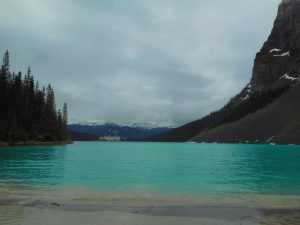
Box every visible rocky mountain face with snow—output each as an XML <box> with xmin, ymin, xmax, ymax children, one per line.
<box><xmin>147</xmin><ymin>0</ymin><xmax>300</xmax><ymax>145</ymax></box>
<box><xmin>252</xmin><ymin>0</ymin><xmax>300</xmax><ymax>91</ymax></box>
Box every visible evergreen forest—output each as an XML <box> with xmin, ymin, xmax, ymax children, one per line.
<box><xmin>0</xmin><ymin>50</ymin><xmax>69</xmax><ymax>144</ymax></box>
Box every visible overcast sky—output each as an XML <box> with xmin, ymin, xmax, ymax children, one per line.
<box><xmin>0</xmin><ymin>0</ymin><xmax>281</xmax><ymax>126</ymax></box>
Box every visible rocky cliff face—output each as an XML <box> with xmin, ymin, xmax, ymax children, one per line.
<box><xmin>190</xmin><ymin>0</ymin><xmax>300</xmax><ymax>144</ymax></box>
<box><xmin>147</xmin><ymin>0</ymin><xmax>300</xmax><ymax>144</ymax></box>
<box><xmin>251</xmin><ymin>0</ymin><xmax>300</xmax><ymax>91</ymax></box>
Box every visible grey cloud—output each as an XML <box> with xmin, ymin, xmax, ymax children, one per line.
<box><xmin>0</xmin><ymin>0</ymin><xmax>281</xmax><ymax>126</ymax></box>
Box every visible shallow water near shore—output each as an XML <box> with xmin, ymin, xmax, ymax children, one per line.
<box><xmin>0</xmin><ymin>142</ymin><xmax>300</xmax><ymax>224</ymax></box>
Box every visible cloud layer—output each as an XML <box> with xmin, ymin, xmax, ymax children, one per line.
<box><xmin>0</xmin><ymin>0</ymin><xmax>281</xmax><ymax>126</ymax></box>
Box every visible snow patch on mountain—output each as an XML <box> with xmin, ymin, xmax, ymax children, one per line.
<box><xmin>280</xmin><ymin>73</ymin><xmax>300</xmax><ymax>81</ymax></box>
<box><xmin>269</xmin><ymin>48</ymin><xmax>281</xmax><ymax>53</ymax></box>
<box><xmin>72</xmin><ymin>121</ymin><xmax>175</xmax><ymax>129</ymax></box>
<box><xmin>274</xmin><ymin>51</ymin><xmax>290</xmax><ymax>57</ymax></box>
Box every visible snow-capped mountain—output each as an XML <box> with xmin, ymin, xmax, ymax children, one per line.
<box><xmin>68</xmin><ymin>122</ymin><xmax>173</xmax><ymax>141</ymax></box>
<box><xmin>73</xmin><ymin>121</ymin><xmax>175</xmax><ymax>129</ymax></box>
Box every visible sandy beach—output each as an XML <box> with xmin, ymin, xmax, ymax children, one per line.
<box><xmin>0</xmin><ymin>197</ymin><xmax>300</xmax><ymax>225</ymax></box>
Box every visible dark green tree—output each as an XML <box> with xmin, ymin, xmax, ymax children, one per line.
<box><xmin>0</xmin><ymin>50</ymin><xmax>69</xmax><ymax>144</ymax></box>
<box><xmin>62</xmin><ymin>103</ymin><xmax>68</xmax><ymax>140</ymax></box>
<box><xmin>0</xmin><ymin>50</ymin><xmax>10</xmax><ymax>140</ymax></box>
<box><xmin>1</xmin><ymin>50</ymin><xmax>10</xmax><ymax>75</ymax></box>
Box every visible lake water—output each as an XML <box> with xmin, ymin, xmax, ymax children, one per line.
<box><xmin>1</xmin><ymin>142</ymin><xmax>300</xmax><ymax>225</ymax></box>
<box><xmin>0</xmin><ymin>142</ymin><xmax>300</xmax><ymax>201</ymax></box>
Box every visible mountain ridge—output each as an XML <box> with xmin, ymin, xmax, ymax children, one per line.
<box><xmin>68</xmin><ymin>123</ymin><xmax>172</xmax><ymax>141</ymax></box>
<box><xmin>71</xmin><ymin>121</ymin><xmax>175</xmax><ymax>129</ymax></box>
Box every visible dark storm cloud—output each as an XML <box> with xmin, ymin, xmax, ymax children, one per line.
<box><xmin>0</xmin><ymin>0</ymin><xmax>281</xmax><ymax>126</ymax></box>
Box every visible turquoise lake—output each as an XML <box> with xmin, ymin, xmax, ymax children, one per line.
<box><xmin>0</xmin><ymin>141</ymin><xmax>300</xmax><ymax>197</ymax></box>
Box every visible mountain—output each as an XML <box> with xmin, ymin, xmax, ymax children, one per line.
<box><xmin>68</xmin><ymin>123</ymin><xmax>172</xmax><ymax>141</ymax></box>
<box><xmin>147</xmin><ymin>0</ymin><xmax>300</xmax><ymax>145</ymax></box>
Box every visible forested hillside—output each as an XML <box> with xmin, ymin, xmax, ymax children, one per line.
<box><xmin>0</xmin><ymin>50</ymin><xmax>69</xmax><ymax>145</ymax></box>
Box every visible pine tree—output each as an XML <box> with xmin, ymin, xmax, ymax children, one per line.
<box><xmin>43</xmin><ymin>84</ymin><xmax>61</xmax><ymax>141</ymax></box>
<box><xmin>0</xmin><ymin>50</ymin><xmax>69</xmax><ymax>144</ymax></box>
<box><xmin>22</xmin><ymin>67</ymin><xmax>36</xmax><ymax>140</ymax></box>
<box><xmin>1</xmin><ymin>50</ymin><xmax>9</xmax><ymax>75</ymax></box>
<box><xmin>0</xmin><ymin>50</ymin><xmax>9</xmax><ymax>140</ymax></box>
<box><xmin>57</xmin><ymin>109</ymin><xmax>63</xmax><ymax>141</ymax></box>
<box><xmin>63</xmin><ymin>103</ymin><xmax>68</xmax><ymax>125</ymax></box>
<box><xmin>62</xmin><ymin>103</ymin><xmax>68</xmax><ymax>140</ymax></box>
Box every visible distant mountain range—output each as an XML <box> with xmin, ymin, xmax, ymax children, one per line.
<box><xmin>68</xmin><ymin>130</ymin><xmax>99</xmax><ymax>141</ymax></box>
<box><xmin>147</xmin><ymin>0</ymin><xmax>300</xmax><ymax>145</ymax></box>
<box><xmin>68</xmin><ymin>122</ymin><xmax>172</xmax><ymax>141</ymax></box>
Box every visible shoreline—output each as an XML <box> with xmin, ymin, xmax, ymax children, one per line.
<box><xmin>1</xmin><ymin>198</ymin><xmax>300</xmax><ymax>225</ymax></box>
<box><xmin>1</xmin><ymin>140</ymin><xmax>300</xmax><ymax>147</ymax></box>
<box><xmin>0</xmin><ymin>140</ymin><xmax>73</xmax><ymax>147</ymax></box>
<box><xmin>1</xmin><ymin>184</ymin><xmax>300</xmax><ymax>224</ymax></box>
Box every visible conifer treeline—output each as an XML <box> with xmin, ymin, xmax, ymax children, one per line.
<box><xmin>0</xmin><ymin>50</ymin><xmax>69</xmax><ymax>144</ymax></box>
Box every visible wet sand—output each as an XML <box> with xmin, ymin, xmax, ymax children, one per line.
<box><xmin>1</xmin><ymin>185</ymin><xmax>300</xmax><ymax>225</ymax></box>
<box><xmin>1</xmin><ymin>198</ymin><xmax>300</xmax><ymax>225</ymax></box>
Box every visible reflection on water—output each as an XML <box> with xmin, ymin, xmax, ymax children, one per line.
<box><xmin>0</xmin><ymin>145</ymin><xmax>66</xmax><ymax>185</ymax></box>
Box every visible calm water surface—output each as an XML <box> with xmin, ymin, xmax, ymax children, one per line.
<box><xmin>0</xmin><ymin>142</ymin><xmax>299</xmax><ymax>196</ymax></box>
